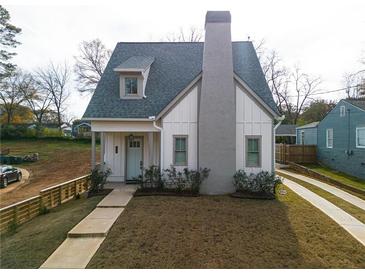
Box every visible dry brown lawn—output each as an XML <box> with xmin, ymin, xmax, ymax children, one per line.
<box><xmin>88</xmin><ymin>185</ymin><xmax>365</xmax><ymax>268</ymax></box>
<box><xmin>0</xmin><ymin>139</ymin><xmax>99</xmax><ymax>207</ymax></box>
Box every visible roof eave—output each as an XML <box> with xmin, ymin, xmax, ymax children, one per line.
<box><xmin>82</xmin><ymin>117</ymin><xmax>154</xmax><ymax>122</ymax></box>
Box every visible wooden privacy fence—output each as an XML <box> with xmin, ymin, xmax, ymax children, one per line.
<box><xmin>0</xmin><ymin>174</ymin><xmax>90</xmax><ymax>233</ymax></box>
<box><xmin>275</xmin><ymin>144</ymin><xmax>317</xmax><ymax>164</ymax></box>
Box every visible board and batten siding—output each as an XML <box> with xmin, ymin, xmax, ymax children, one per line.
<box><xmin>162</xmin><ymin>86</ymin><xmax>198</xmax><ymax>171</ymax></box>
<box><xmin>236</xmin><ymin>84</ymin><xmax>273</xmax><ymax>173</ymax></box>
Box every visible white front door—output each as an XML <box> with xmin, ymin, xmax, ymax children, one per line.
<box><xmin>126</xmin><ymin>137</ymin><xmax>143</xmax><ymax>180</ymax></box>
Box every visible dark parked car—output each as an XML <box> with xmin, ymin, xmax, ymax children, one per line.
<box><xmin>0</xmin><ymin>165</ymin><xmax>22</xmax><ymax>188</ymax></box>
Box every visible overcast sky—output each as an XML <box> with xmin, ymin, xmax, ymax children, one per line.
<box><xmin>3</xmin><ymin>0</ymin><xmax>365</xmax><ymax>119</ymax></box>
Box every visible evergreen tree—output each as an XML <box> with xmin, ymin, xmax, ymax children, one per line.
<box><xmin>0</xmin><ymin>5</ymin><xmax>21</xmax><ymax>79</ymax></box>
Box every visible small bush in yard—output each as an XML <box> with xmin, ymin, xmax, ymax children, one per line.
<box><xmin>164</xmin><ymin>166</ymin><xmax>186</xmax><ymax>191</ymax></box>
<box><xmin>233</xmin><ymin>170</ymin><xmax>282</xmax><ymax>194</ymax></box>
<box><xmin>89</xmin><ymin>166</ymin><xmax>111</xmax><ymax>194</ymax></box>
<box><xmin>142</xmin><ymin>165</ymin><xmax>164</xmax><ymax>190</ymax></box>
<box><xmin>184</xmin><ymin>167</ymin><xmax>210</xmax><ymax>194</ymax></box>
<box><xmin>255</xmin><ymin>171</ymin><xmax>282</xmax><ymax>194</ymax></box>
<box><xmin>138</xmin><ymin>165</ymin><xmax>210</xmax><ymax>194</ymax></box>
<box><xmin>233</xmin><ymin>170</ymin><xmax>250</xmax><ymax>192</ymax></box>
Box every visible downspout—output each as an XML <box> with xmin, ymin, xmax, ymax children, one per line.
<box><xmin>273</xmin><ymin>115</ymin><xmax>285</xmax><ymax>172</ymax></box>
<box><xmin>152</xmin><ymin>119</ymin><xmax>163</xmax><ymax>173</ymax></box>
<box><xmin>347</xmin><ymin>109</ymin><xmax>351</xmax><ymax>158</ymax></box>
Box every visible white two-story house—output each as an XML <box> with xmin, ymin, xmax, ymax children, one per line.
<box><xmin>83</xmin><ymin>11</ymin><xmax>281</xmax><ymax>194</ymax></box>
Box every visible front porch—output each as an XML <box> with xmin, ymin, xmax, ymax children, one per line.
<box><xmin>90</xmin><ymin>121</ymin><xmax>161</xmax><ymax>182</ymax></box>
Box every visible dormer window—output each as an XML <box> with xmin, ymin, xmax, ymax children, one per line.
<box><xmin>114</xmin><ymin>56</ymin><xmax>155</xmax><ymax>99</ymax></box>
<box><xmin>125</xmin><ymin>77</ymin><xmax>138</xmax><ymax>95</ymax></box>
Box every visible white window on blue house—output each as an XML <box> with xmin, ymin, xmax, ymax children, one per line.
<box><xmin>356</xmin><ymin>127</ymin><xmax>365</xmax><ymax>148</ymax></box>
<box><xmin>300</xmin><ymin>131</ymin><xmax>305</xmax><ymax>145</ymax></box>
<box><xmin>125</xmin><ymin>77</ymin><xmax>138</xmax><ymax>95</ymax></box>
<box><xmin>340</xmin><ymin>105</ymin><xmax>346</xmax><ymax>117</ymax></box>
<box><xmin>326</xmin><ymin>128</ymin><xmax>333</xmax><ymax>148</ymax></box>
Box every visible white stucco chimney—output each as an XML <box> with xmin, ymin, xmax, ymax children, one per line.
<box><xmin>199</xmin><ymin>11</ymin><xmax>236</xmax><ymax>194</ymax></box>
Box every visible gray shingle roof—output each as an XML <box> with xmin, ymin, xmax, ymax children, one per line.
<box><xmin>115</xmin><ymin>56</ymin><xmax>155</xmax><ymax>70</ymax></box>
<box><xmin>276</xmin><ymin>124</ymin><xmax>296</xmax><ymax>136</ymax></box>
<box><xmin>344</xmin><ymin>99</ymin><xmax>365</xmax><ymax>111</ymax></box>
<box><xmin>83</xmin><ymin>41</ymin><xmax>279</xmax><ymax>119</ymax></box>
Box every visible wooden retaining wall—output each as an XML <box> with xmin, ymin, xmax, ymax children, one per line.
<box><xmin>0</xmin><ymin>174</ymin><xmax>90</xmax><ymax>233</ymax></box>
<box><xmin>275</xmin><ymin>144</ymin><xmax>317</xmax><ymax>164</ymax></box>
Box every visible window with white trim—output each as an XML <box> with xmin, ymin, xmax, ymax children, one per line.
<box><xmin>326</xmin><ymin>128</ymin><xmax>333</xmax><ymax>148</ymax></box>
<box><xmin>340</xmin><ymin>105</ymin><xmax>346</xmax><ymax>117</ymax></box>
<box><xmin>356</xmin><ymin>127</ymin><xmax>365</xmax><ymax>148</ymax></box>
<box><xmin>246</xmin><ymin>136</ymin><xmax>261</xmax><ymax>167</ymax></box>
<box><xmin>300</xmin><ymin>131</ymin><xmax>305</xmax><ymax>145</ymax></box>
<box><xmin>173</xmin><ymin>136</ymin><xmax>188</xmax><ymax>166</ymax></box>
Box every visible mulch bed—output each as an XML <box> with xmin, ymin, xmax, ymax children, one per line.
<box><xmin>134</xmin><ymin>188</ymin><xmax>199</xmax><ymax>197</ymax></box>
<box><xmin>87</xmin><ymin>188</ymin><xmax>113</xmax><ymax>198</ymax></box>
<box><xmin>230</xmin><ymin>191</ymin><xmax>275</xmax><ymax>200</ymax></box>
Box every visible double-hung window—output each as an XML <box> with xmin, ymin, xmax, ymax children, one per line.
<box><xmin>326</xmin><ymin>128</ymin><xmax>333</xmax><ymax>148</ymax></box>
<box><xmin>174</xmin><ymin>136</ymin><xmax>188</xmax><ymax>166</ymax></box>
<box><xmin>356</xmin><ymin>127</ymin><xmax>365</xmax><ymax>148</ymax></box>
<box><xmin>246</xmin><ymin>136</ymin><xmax>261</xmax><ymax>167</ymax></box>
<box><xmin>125</xmin><ymin>77</ymin><xmax>138</xmax><ymax>95</ymax></box>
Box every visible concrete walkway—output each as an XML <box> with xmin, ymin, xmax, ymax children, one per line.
<box><xmin>283</xmin><ymin>178</ymin><xmax>365</xmax><ymax>247</ymax></box>
<box><xmin>277</xmin><ymin>169</ymin><xmax>365</xmax><ymax>211</ymax></box>
<box><xmin>41</xmin><ymin>184</ymin><xmax>137</xmax><ymax>269</ymax></box>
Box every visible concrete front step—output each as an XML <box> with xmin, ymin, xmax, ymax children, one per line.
<box><xmin>68</xmin><ymin>207</ymin><xmax>124</xmax><ymax>238</ymax></box>
<box><xmin>96</xmin><ymin>188</ymin><xmax>135</xmax><ymax>208</ymax></box>
<box><xmin>40</xmin><ymin>237</ymin><xmax>105</xmax><ymax>269</ymax></box>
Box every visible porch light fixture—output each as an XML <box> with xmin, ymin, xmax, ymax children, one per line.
<box><xmin>128</xmin><ymin>134</ymin><xmax>134</xmax><ymax>142</ymax></box>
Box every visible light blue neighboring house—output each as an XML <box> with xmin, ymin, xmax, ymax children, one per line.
<box><xmin>296</xmin><ymin>122</ymin><xmax>319</xmax><ymax>145</ymax></box>
<box><xmin>317</xmin><ymin>99</ymin><xmax>365</xmax><ymax>179</ymax></box>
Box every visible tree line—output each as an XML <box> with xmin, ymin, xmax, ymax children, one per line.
<box><xmin>255</xmin><ymin>39</ymin><xmax>365</xmax><ymax>125</ymax></box>
<box><xmin>0</xmin><ymin>5</ymin><xmax>111</xmax><ymax>129</ymax></box>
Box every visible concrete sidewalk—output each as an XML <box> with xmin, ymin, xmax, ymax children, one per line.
<box><xmin>283</xmin><ymin>178</ymin><xmax>365</xmax><ymax>247</ymax></box>
<box><xmin>277</xmin><ymin>169</ymin><xmax>365</xmax><ymax>211</ymax></box>
<box><xmin>41</xmin><ymin>184</ymin><xmax>137</xmax><ymax>269</ymax></box>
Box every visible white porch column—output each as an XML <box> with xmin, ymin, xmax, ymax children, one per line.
<box><xmin>91</xmin><ymin>131</ymin><xmax>96</xmax><ymax>169</ymax></box>
<box><xmin>100</xmin><ymin>132</ymin><xmax>105</xmax><ymax>167</ymax></box>
<box><xmin>148</xmin><ymin>132</ymin><xmax>154</xmax><ymax>166</ymax></box>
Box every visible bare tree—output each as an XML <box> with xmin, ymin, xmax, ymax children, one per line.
<box><xmin>255</xmin><ymin>39</ymin><xmax>322</xmax><ymax>124</ymax></box>
<box><xmin>35</xmin><ymin>62</ymin><xmax>70</xmax><ymax>129</ymax></box>
<box><xmin>290</xmin><ymin>67</ymin><xmax>321</xmax><ymax>124</ymax></box>
<box><xmin>343</xmin><ymin>72</ymin><xmax>365</xmax><ymax>99</ymax></box>
<box><xmin>260</xmin><ymin>49</ymin><xmax>291</xmax><ymax>116</ymax></box>
<box><xmin>164</xmin><ymin>26</ymin><xmax>203</xmax><ymax>42</ymax></box>
<box><xmin>253</xmin><ymin>38</ymin><xmax>266</xmax><ymax>62</ymax></box>
<box><xmin>0</xmin><ymin>70</ymin><xmax>26</xmax><ymax>123</ymax></box>
<box><xmin>21</xmin><ymin>72</ymin><xmax>52</xmax><ymax>124</ymax></box>
<box><xmin>74</xmin><ymin>39</ymin><xmax>111</xmax><ymax>93</ymax></box>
